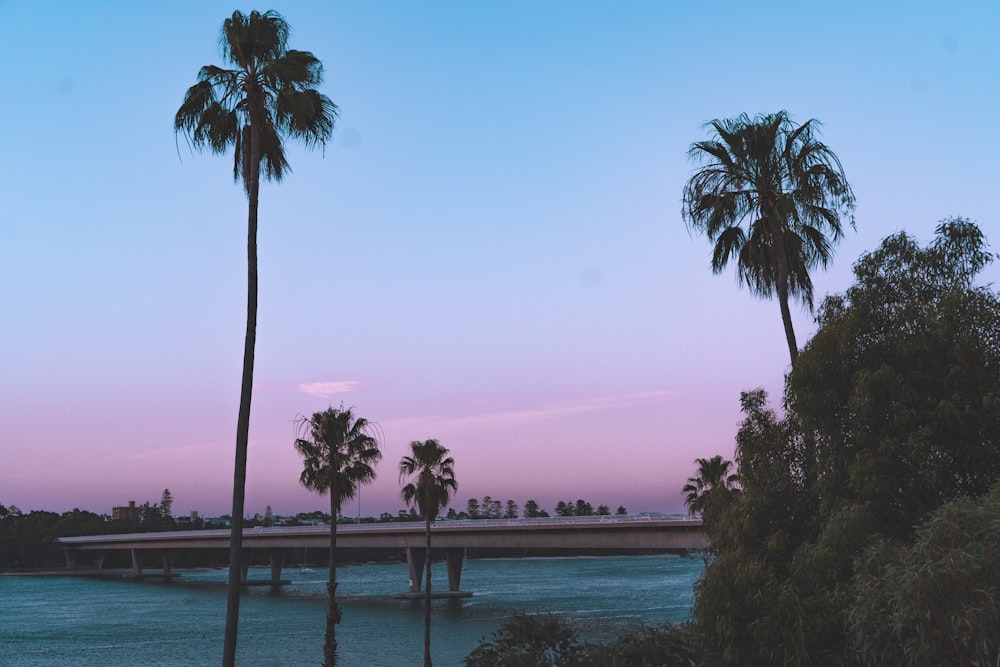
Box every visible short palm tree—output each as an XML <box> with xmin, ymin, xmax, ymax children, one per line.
<box><xmin>174</xmin><ymin>11</ymin><xmax>337</xmax><ymax>665</ymax></box>
<box><xmin>399</xmin><ymin>440</ymin><xmax>457</xmax><ymax>667</ymax></box>
<box><xmin>295</xmin><ymin>406</ymin><xmax>382</xmax><ymax>667</ymax></box>
<box><xmin>683</xmin><ymin>455</ymin><xmax>738</xmax><ymax>518</ymax></box>
<box><xmin>682</xmin><ymin>111</ymin><xmax>855</xmax><ymax>365</ymax></box>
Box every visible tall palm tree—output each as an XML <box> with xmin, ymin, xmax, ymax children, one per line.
<box><xmin>399</xmin><ymin>439</ymin><xmax>457</xmax><ymax>667</ymax></box>
<box><xmin>174</xmin><ymin>11</ymin><xmax>337</xmax><ymax>666</ymax></box>
<box><xmin>295</xmin><ymin>406</ymin><xmax>382</xmax><ymax>667</ymax></box>
<box><xmin>682</xmin><ymin>111</ymin><xmax>855</xmax><ymax>365</ymax></box>
<box><xmin>683</xmin><ymin>455</ymin><xmax>738</xmax><ymax>518</ymax></box>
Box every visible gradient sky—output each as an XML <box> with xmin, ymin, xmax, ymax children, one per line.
<box><xmin>1</xmin><ymin>1</ymin><xmax>998</xmax><ymax>519</ymax></box>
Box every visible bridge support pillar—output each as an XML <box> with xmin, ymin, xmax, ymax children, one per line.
<box><xmin>405</xmin><ymin>547</ymin><xmax>426</xmax><ymax>593</ymax></box>
<box><xmin>445</xmin><ymin>548</ymin><xmax>464</xmax><ymax>592</ymax></box>
<box><xmin>241</xmin><ymin>553</ymin><xmax>250</xmax><ymax>582</ymax></box>
<box><xmin>131</xmin><ymin>549</ymin><xmax>143</xmax><ymax>575</ymax></box>
<box><xmin>64</xmin><ymin>550</ymin><xmax>77</xmax><ymax>571</ymax></box>
<box><xmin>161</xmin><ymin>550</ymin><xmax>175</xmax><ymax>575</ymax></box>
<box><xmin>93</xmin><ymin>549</ymin><xmax>106</xmax><ymax>570</ymax></box>
<box><xmin>268</xmin><ymin>548</ymin><xmax>284</xmax><ymax>582</ymax></box>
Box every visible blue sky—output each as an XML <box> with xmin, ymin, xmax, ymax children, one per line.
<box><xmin>1</xmin><ymin>1</ymin><xmax>998</xmax><ymax>518</ymax></box>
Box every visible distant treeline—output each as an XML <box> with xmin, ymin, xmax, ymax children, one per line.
<box><xmin>455</xmin><ymin>496</ymin><xmax>628</xmax><ymax>520</ymax></box>
<box><xmin>0</xmin><ymin>495</ymin><xmax>633</xmax><ymax>569</ymax></box>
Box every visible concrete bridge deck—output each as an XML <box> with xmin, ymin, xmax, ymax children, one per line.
<box><xmin>57</xmin><ymin>515</ymin><xmax>706</xmax><ymax>595</ymax></box>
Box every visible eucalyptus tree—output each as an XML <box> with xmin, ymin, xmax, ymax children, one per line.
<box><xmin>400</xmin><ymin>439</ymin><xmax>458</xmax><ymax>667</ymax></box>
<box><xmin>682</xmin><ymin>111</ymin><xmax>855</xmax><ymax>365</ymax></box>
<box><xmin>295</xmin><ymin>406</ymin><xmax>382</xmax><ymax>666</ymax></box>
<box><xmin>174</xmin><ymin>11</ymin><xmax>337</xmax><ymax>664</ymax></box>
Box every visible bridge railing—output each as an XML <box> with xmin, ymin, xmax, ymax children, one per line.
<box><xmin>332</xmin><ymin>513</ymin><xmax>693</xmax><ymax>531</ymax></box>
<box><xmin>56</xmin><ymin>514</ymin><xmax>697</xmax><ymax>545</ymax></box>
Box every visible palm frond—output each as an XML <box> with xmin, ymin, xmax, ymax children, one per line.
<box><xmin>682</xmin><ymin>110</ymin><xmax>854</xmax><ymax>314</ymax></box>
<box><xmin>398</xmin><ymin>440</ymin><xmax>457</xmax><ymax>521</ymax></box>
<box><xmin>176</xmin><ymin>9</ymin><xmax>336</xmax><ymax>194</ymax></box>
<box><xmin>276</xmin><ymin>89</ymin><xmax>338</xmax><ymax>146</ymax></box>
<box><xmin>268</xmin><ymin>50</ymin><xmax>325</xmax><ymax>87</ymax></box>
<box><xmin>221</xmin><ymin>10</ymin><xmax>288</xmax><ymax>69</ymax></box>
<box><xmin>293</xmin><ymin>406</ymin><xmax>383</xmax><ymax>508</ymax></box>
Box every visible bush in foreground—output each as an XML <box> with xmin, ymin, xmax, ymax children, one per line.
<box><xmin>464</xmin><ymin>612</ymin><xmax>695</xmax><ymax>666</ymax></box>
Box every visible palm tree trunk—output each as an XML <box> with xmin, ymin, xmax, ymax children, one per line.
<box><xmin>771</xmin><ymin>225</ymin><xmax>799</xmax><ymax>366</ymax></box>
<box><xmin>778</xmin><ymin>285</ymin><xmax>798</xmax><ymax>366</ymax></box>
<box><xmin>222</xmin><ymin>126</ymin><xmax>260</xmax><ymax>667</ymax></box>
<box><xmin>324</xmin><ymin>495</ymin><xmax>340</xmax><ymax>666</ymax></box>
<box><xmin>423</xmin><ymin>516</ymin><xmax>432</xmax><ymax>667</ymax></box>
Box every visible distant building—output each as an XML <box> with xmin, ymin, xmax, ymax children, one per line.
<box><xmin>176</xmin><ymin>511</ymin><xmax>200</xmax><ymax>527</ymax></box>
<box><xmin>112</xmin><ymin>501</ymin><xmax>140</xmax><ymax>522</ymax></box>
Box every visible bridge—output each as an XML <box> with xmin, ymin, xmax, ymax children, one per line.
<box><xmin>57</xmin><ymin>515</ymin><xmax>706</xmax><ymax>596</ymax></box>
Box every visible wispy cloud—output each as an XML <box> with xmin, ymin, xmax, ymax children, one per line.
<box><xmin>296</xmin><ymin>380</ymin><xmax>362</xmax><ymax>398</ymax></box>
<box><xmin>391</xmin><ymin>389</ymin><xmax>685</xmax><ymax>433</ymax></box>
<box><xmin>123</xmin><ymin>442</ymin><xmax>216</xmax><ymax>463</ymax></box>
<box><xmin>451</xmin><ymin>390</ymin><xmax>683</xmax><ymax>429</ymax></box>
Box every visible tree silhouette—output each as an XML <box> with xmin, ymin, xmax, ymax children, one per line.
<box><xmin>682</xmin><ymin>111</ymin><xmax>854</xmax><ymax>365</ymax></box>
<box><xmin>400</xmin><ymin>440</ymin><xmax>457</xmax><ymax>667</ymax></box>
<box><xmin>174</xmin><ymin>11</ymin><xmax>336</xmax><ymax>664</ymax></box>
<box><xmin>295</xmin><ymin>406</ymin><xmax>381</xmax><ymax>666</ymax></box>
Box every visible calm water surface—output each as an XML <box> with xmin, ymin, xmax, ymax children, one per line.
<box><xmin>0</xmin><ymin>554</ymin><xmax>703</xmax><ymax>666</ymax></box>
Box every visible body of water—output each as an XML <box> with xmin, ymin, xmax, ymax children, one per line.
<box><xmin>0</xmin><ymin>554</ymin><xmax>703</xmax><ymax>666</ymax></box>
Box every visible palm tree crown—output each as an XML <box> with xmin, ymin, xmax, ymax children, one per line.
<box><xmin>683</xmin><ymin>455</ymin><xmax>738</xmax><ymax>518</ymax></box>
<box><xmin>682</xmin><ymin>111</ymin><xmax>855</xmax><ymax>364</ymax></box>
<box><xmin>399</xmin><ymin>440</ymin><xmax>458</xmax><ymax>521</ymax></box>
<box><xmin>175</xmin><ymin>10</ymin><xmax>337</xmax><ymax>190</ymax></box>
<box><xmin>295</xmin><ymin>407</ymin><xmax>382</xmax><ymax>509</ymax></box>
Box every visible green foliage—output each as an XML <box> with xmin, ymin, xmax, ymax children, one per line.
<box><xmin>789</xmin><ymin>217</ymin><xmax>1000</xmax><ymax>531</ymax></box>
<box><xmin>590</xmin><ymin>623</ymin><xmax>697</xmax><ymax>666</ymax></box>
<box><xmin>849</xmin><ymin>482</ymin><xmax>1000</xmax><ymax>666</ymax></box>
<box><xmin>682</xmin><ymin>455</ymin><xmax>738</xmax><ymax>524</ymax></box>
<box><xmin>465</xmin><ymin>613</ymin><xmax>697</xmax><ymax>666</ymax></box>
<box><xmin>691</xmin><ymin>220</ymin><xmax>1000</xmax><ymax>665</ymax></box>
<box><xmin>465</xmin><ymin>612</ymin><xmax>584</xmax><ymax>666</ymax></box>
<box><xmin>0</xmin><ymin>508</ymin><xmax>109</xmax><ymax>568</ymax></box>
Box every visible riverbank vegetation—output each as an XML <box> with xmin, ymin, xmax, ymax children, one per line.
<box><xmin>691</xmin><ymin>218</ymin><xmax>1000</xmax><ymax>665</ymax></box>
<box><xmin>463</xmin><ymin>220</ymin><xmax>999</xmax><ymax>665</ymax></box>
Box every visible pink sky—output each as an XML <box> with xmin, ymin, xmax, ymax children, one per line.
<box><xmin>1</xmin><ymin>2</ymin><xmax>998</xmax><ymax>519</ymax></box>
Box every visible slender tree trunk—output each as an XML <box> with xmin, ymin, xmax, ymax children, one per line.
<box><xmin>777</xmin><ymin>284</ymin><xmax>798</xmax><ymax>366</ymax></box>
<box><xmin>222</xmin><ymin>125</ymin><xmax>260</xmax><ymax>667</ymax></box>
<box><xmin>324</xmin><ymin>495</ymin><xmax>340</xmax><ymax>666</ymax></box>
<box><xmin>769</xmin><ymin>220</ymin><xmax>798</xmax><ymax>366</ymax></box>
<box><xmin>423</xmin><ymin>516</ymin><xmax>432</xmax><ymax>667</ymax></box>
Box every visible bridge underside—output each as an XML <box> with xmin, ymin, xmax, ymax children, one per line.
<box><xmin>64</xmin><ymin>545</ymin><xmax>469</xmax><ymax>593</ymax></box>
<box><xmin>58</xmin><ymin>520</ymin><xmax>707</xmax><ymax>593</ymax></box>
